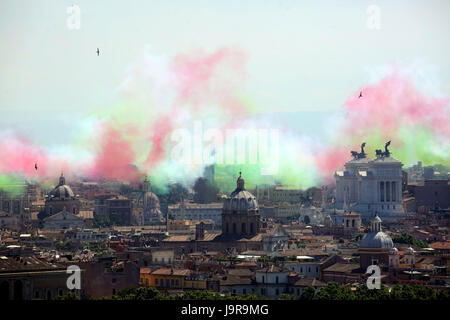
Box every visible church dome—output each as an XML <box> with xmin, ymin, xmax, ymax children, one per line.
<box><xmin>360</xmin><ymin>214</ymin><xmax>394</xmax><ymax>249</ymax></box>
<box><xmin>223</xmin><ymin>172</ymin><xmax>258</xmax><ymax>213</ymax></box>
<box><xmin>360</xmin><ymin>231</ymin><xmax>394</xmax><ymax>248</ymax></box>
<box><xmin>48</xmin><ymin>173</ymin><xmax>75</xmax><ymax>199</ymax></box>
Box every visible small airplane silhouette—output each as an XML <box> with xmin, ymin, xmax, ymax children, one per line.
<box><xmin>35</xmin><ymin>163</ymin><xmax>38</xmax><ymax>171</ymax></box>
<box><xmin>97</xmin><ymin>48</ymin><xmax>100</xmax><ymax>56</ymax></box>
<box><xmin>359</xmin><ymin>91</ymin><xmax>363</xmax><ymax>98</ymax></box>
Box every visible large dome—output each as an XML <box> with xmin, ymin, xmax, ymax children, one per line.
<box><xmin>48</xmin><ymin>173</ymin><xmax>75</xmax><ymax>199</ymax></box>
<box><xmin>223</xmin><ymin>173</ymin><xmax>258</xmax><ymax>213</ymax></box>
<box><xmin>360</xmin><ymin>231</ymin><xmax>394</xmax><ymax>248</ymax></box>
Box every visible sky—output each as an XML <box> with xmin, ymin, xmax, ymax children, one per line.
<box><xmin>0</xmin><ymin>0</ymin><xmax>449</xmax><ymax>193</ymax></box>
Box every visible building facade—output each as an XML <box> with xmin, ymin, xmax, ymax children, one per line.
<box><xmin>222</xmin><ymin>173</ymin><xmax>261</xmax><ymax>238</ymax></box>
<box><xmin>335</xmin><ymin>142</ymin><xmax>404</xmax><ymax>221</ymax></box>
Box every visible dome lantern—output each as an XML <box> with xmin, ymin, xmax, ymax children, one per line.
<box><xmin>236</xmin><ymin>171</ymin><xmax>245</xmax><ymax>190</ymax></box>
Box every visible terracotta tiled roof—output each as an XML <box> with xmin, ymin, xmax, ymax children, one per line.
<box><xmin>323</xmin><ymin>263</ymin><xmax>362</xmax><ymax>274</ymax></box>
<box><xmin>294</xmin><ymin>278</ymin><xmax>326</xmax><ymax>287</ymax></box>
<box><xmin>430</xmin><ymin>241</ymin><xmax>450</xmax><ymax>250</ymax></box>
<box><xmin>220</xmin><ymin>275</ymin><xmax>252</xmax><ymax>286</ymax></box>
<box><xmin>151</xmin><ymin>268</ymin><xmax>191</xmax><ymax>276</ymax></box>
<box><xmin>0</xmin><ymin>256</ymin><xmax>65</xmax><ymax>273</ymax></box>
<box><xmin>228</xmin><ymin>268</ymin><xmax>254</xmax><ymax>277</ymax></box>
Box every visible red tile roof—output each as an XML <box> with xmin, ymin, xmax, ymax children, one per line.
<box><xmin>151</xmin><ymin>268</ymin><xmax>191</xmax><ymax>276</ymax></box>
<box><xmin>430</xmin><ymin>241</ymin><xmax>450</xmax><ymax>250</ymax></box>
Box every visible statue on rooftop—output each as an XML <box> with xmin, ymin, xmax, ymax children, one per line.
<box><xmin>375</xmin><ymin>140</ymin><xmax>391</xmax><ymax>158</ymax></box>
<box><xmin>351</xmin><ymin>142</ymin><xmax>367</xmax><ymax>159</ymax></box>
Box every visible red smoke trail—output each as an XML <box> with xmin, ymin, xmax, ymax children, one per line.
<box><xmin>344</xmin><ymin>72</ymin><xmax>450</xmax><ymax>138</ymax></box>
<box><xmin>314</xmin><ymin>71</ymin><xmax>450</xmax><ymax>182</ymax></box>
<box><xmin>87</xmin><ymin>122</ymin><xmax>141</xmax><ymax>182</ymax></box>
<box><xmin>0</xmin><ymin>133</ymin><xmax>50</xmax><ymax>178</ymax></box>
<box><xmin>145</xmin><ymin>114</ymin><xmax>174</xmax><ymax>167</ymax></box>
<box><xmin>172</xmin><ymin>47</ymin><xmax>249</xmax><ymax>114</ymax></box>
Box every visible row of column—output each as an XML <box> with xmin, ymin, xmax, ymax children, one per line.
<box><xmin>379</xmin><ymin>181</ymin><xmax>397</xmax><ymax>202</ymax></box>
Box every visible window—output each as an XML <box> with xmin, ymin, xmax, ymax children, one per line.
<box><xmin>176</xmin><ymin>280</ymin><xmax>179</xmax><ymax>286</ymax></box>
<box><xmin>243</xmin><ymin>289</ymin><xmax>246</xmax><ymax>295</ymax></box>
<box><xmin>276</xmin><ymin>276</ymin><xmax>279</xmax><ymax>284</ymax></box>
<box><xmin>275</xmin><ymin>289</ymin><xmax>279</xmax><ymax>295</ymax></box>
<box><xmin>262</xmin><ymin>276</ymin><xmax>265</xmax><ymax>284</ymax></box>
<box><xmin>146</xmin><ymin>279</ymin><xmax>149</xmax><ymax>286</ymax></box>
<box><xmin>171</xmin><ymin>279</ymin><xmax>174</xmax><ymax>286</ymax></box>
<box><xmin>112</xmin><ymin>278</ymin><xmax>116</xmax><ymax>283</ymax></box>
<box><xmin>155</xmin><ymin>278</ymin><xmax>158</xmax><ymax>285</ymax></box>
<box><xmin>112</xmin><ymin>289</ymin><xmax>116</xmax><ymax>295</ymax></box>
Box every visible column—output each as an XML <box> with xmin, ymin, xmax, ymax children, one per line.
<box><xmin>386</xmin><ymin>181</ymin><xmax>390</xmax><ymax>202</ymax></box>
<box><xmin>380</xmin><ymin>182</ymin><xmax>384</xmax><ymax>202</ymax></box>
<box><xmin>391</xmin><ymin>181</ymin><xmax>396</xmax><ymax>202</ymax></box>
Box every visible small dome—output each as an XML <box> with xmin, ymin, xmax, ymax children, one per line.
<box><xmin>325</xmin><ymin>215</ymin><xmax>332</xmax><ymax>221</ymax></box>
<box><xmin>360</xmin><ymin>231</ymin><xmax>394</xmax><ymax>249</ymax></box>
<box><xmin>405</xmin><ymin>246</ymin><xmax>415</xmax><ymax>254</ymax></box>
<box><xmin>390</xmin><ymin>247</ymin><xmax>399</xmax><ymax>255</ymax></box>
<box><xmin>372</xmin><ymin>215</ymin><xmax>382</xmax><ymax>223</ymax></box>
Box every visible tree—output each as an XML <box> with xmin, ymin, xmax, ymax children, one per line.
<box><xmin>55</xmin><ymin>291</ymin><xmax>80</xmax><ymax>300</ymax></box>
<box><xmin>313</xmin><ymin>282</ymin><xmax>355</xmax><ymax>300</ymax></box>
<box><xmin>393</xmin><ymin>233</ymin><xmax>428</xmax><ymax>248</ymax></box>
<box><xmin>299</xmin><ymin>287</ymin><xmax>316</xmax><ymax>300</ymax></box>
<box><xmin>279</xmin><ymin>293</ymin><xmax>296</xmax><ymax>300</ymax></box>
<box><xmin>116</xmin><ymin>287</ymin><xmax>162</xmax><ymax>300</ymax></box>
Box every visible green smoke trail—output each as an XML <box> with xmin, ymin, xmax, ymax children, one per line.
<box><xmin>0</xmin><ymin>174</ymin><xmax>26</xmax><ymax>197</ymax></box>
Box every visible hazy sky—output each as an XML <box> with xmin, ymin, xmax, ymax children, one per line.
<box><xmin>1</xmin><ymin>0</ymin><xmax>449</xmax><ymax>145</ymax></box>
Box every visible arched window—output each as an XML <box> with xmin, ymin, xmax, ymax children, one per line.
<box><xmin>352</xmin><ymin>219</ymin><xmax>355</xmax><ymax>227</ymax></box>
<box><xmin>241</xmin><ymin>223</ymin><xmax>246</xmax><ymax>234</ymax></box>
<box><xmin>250</xmin><ymin>223</ymin><xmax>254</xmax><ymax>234</ymax></box>
<box><xmin>276</xmin><ymin>276</ymin><xmax>279</xmax><ymax>284</ymax></box>
<box><xmin>232</xmin><ymin>223</ymin><xmax>236</xmax><ymax>234</ymax></box>
<box><xmin>226</xmin><ymin>223</ymin><xmax>229</xmax><ymax>233</ymax></box>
